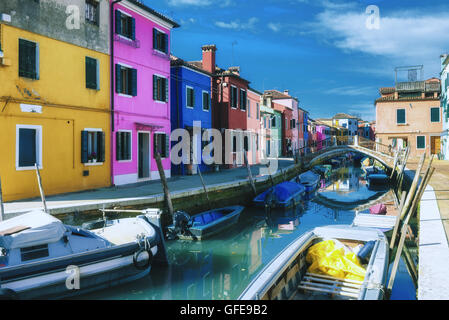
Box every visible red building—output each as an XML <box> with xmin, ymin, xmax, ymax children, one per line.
<box><xmin>190</xmin><ymin>45</ymin><xmax>250</xmax><ymax>167</ymax></box>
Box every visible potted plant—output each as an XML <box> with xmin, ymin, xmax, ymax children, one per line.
<box><xmin>91</xmin><ymin>152</ymin><xmax>97</xmax><ymax>163</ymax></box>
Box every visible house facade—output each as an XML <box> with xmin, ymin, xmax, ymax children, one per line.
<box><xmin>441</xmin><ymin>54</ymin><xmax>449</xmax><ymax>160</ymax></box>
<box><xmin>0</xmin><ymin>0</ymin><xmax>111</xmax><ymax>201</ymax></box>
<box><xmin>111</xmin><ymin>0</ymin><xmax>179</xmax><ymax>185</ymax></box>
<box><xmin>375</xmin><ymin>78</ymin><xmax>442</xmax><ymax>158</ymax></box>
<box><xmin>170</xmin><ymin>56</ymin><xmax>212</xmax><ymax>175</ymax></box>
<box><xmin>247</xmin><ymin>87</ymin><xmax>262</xmax><ymax>165</ymax></box>
<box><xmin>332</xmin><ymin>113</ymin><xmax>358</xmax><ymax>143</ymax></box>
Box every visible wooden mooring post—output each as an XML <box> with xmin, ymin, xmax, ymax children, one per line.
<box><xmin>35</xmin><ymin>163</ymin><xmax>48</xmax><ymax>213</ymax></box>
<box><xmin>155</xmin><ymin>152</ymin><xmax>174</xmax><ymax>216</ymax></box>
<box><xmin>244</xmin><ymin>152</ymin><xmax>257</xmax><ymax>196</ymax></box>
<box><xmin>196</xmin><ymin>163</ymin><xmax>212</xmax><ymax>209</ymax></box>
<box><xmin>388</xmin><ymin>155</ymin><xmax>435</xmax><ymax>292</ymax></box>
<box><xmin>0</xmin><ymin>176</ymin><xmax>5</xmax><ymax>221</ymax></box>
<box><xmin>390</xmin><ymin>191</ymin><xmax>407</xmax><ymax>250</ymax></box>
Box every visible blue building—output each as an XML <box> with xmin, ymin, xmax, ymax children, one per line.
<box><xmin>171</xmin><ymin>56</ymin><xmax>213</xmax><ymax>175</ymax></box>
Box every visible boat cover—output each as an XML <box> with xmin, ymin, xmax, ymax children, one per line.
<box><xmin>0</xmin><ymin>210</ymin><xmax>66</xmax><ymax>249</ymax></box>
<box><xmin>299</xmin><ymin>171</ymin><xmax>320</xmax><ymax>184</ymax></box>
<box><xmin>271</xmin><ymin>182</ymin><xmax>305</xmax><ymax>202</ymax></box>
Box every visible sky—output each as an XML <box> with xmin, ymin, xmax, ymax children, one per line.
<box><xmin>140</xmin><ymin>0</ymin><xmax>449</xmax><ymax>121</ymax></box>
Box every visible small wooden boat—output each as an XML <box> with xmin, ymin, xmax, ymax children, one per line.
<box><xmin>0</xmin><ymin>209</ymin><xmax>164</xmax><ymax>300</ymax></box>
<box><xmin>166</xmin><ymin>206</ymin><xmax>244</xmax><ymax>241</ymax></box>
<box><xmin>238</xmin><ymin>225</ymin><xmax>389</xmax><ymax>300</ymax></box>
<box><xmin>367</xmin><ymin>173</ymin><xmax>389</xmax><ymax>187</ymax></box>
<box><xmin>253</xmin><ymin>182</ymin><xmax>306</xmax><ymax>209</ymax></box>
<box><xmin>292</xmin><ymin>170</ymin><xmax>321</xmax><ymax>193</ymax></box>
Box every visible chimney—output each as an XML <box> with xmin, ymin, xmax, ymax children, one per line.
<box><xmin>202</xmin><ymin>44</ymin><xmax>217</xmax><ymax>74</ymax></box>
<box><xmin>228</xmin><ymin>66</ymin><xmax>240</xmax><ymax>76</ymax></box>
<box><xmin>283</xmin><ymin>90</ymin><xmax>289</xmax><ymax>96</ymax></box>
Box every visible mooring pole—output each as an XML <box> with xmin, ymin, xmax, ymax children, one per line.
<box><xmin>244</xmin><ymin>152</ymin><xmax>257</xmax><ymax>196</ymax></box>
<box><xmin>35</xmin><ymin>163</ymin><xmax>48</xmax><ymax>213</ymax></box>
<box><xmin>0</xmin><ymin>176</ymin><xmax>5</xmax><ymax>222</ymax></box>
<box><xmin>390</xmin><ymin>151</ymin><xmax>399</xmax><ymax>179</ymax></box>
<box><xmin>155</xmin><ymin>152</ymin><xmax>174</xmax><ymax>216</ymax></box>
<box><xmin>390</xmin><ymin>191</ymin><xmax>407</xmax><ymax>250</ymax></box>
<box><xmin>399</xmin><ymin>153</ymin><xmax>426</xmax><ymax>221</ymax></box>
<box><xmin>196</xmin><ymin>163</ymin><xmax>212</xmax><ymax>209</ymax></box>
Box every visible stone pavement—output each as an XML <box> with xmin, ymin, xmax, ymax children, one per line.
<box><xmin>3</xmin><ymin>158</ymin><xmax>294</xmax><ymax>217</ymax></box>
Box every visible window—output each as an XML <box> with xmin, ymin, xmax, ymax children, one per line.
<box><xmin>21</xmin><ymin>244</ymin><xmax>49</xmax><ymax>262</ymax></box>
<box><xmin>16</xmin><ymin>125</ymin><xmax>42</xmax><ymax>170</ymax></box>
<box><xmin>230</xmin><ymin>86</ymin><xmax>238</xmax><ymax>108</ymax></box>
<box><xmin>186</xmin><ymin>87</ymin><xmax>194</xmax><ymax>108</ymax></box>
<box><xmin>248</xmin><ymin>100</ymin><xmax>251</xmax><ymax>118</ymax></box>
<box><xmin>202</xmin><ymin>91</ymin><xmax>210</xmax><ymax>111</ymax></box>
<box><xmin>115</xmin><ymin>10</ymin><xmax>135</xmax><ymax>40</ymax></box>
<box><xmin>264</xmin><ymin>117</ymin><xmax>267</xmax><ymax>129</ymax></box>
<box><xmin>417</xmin><ymin>136</ymin><xmax>426</xmax><ymax>149</ymax></box>
<box><xmin>116</xmin><ymin>131</ymin><xmax>131</xmax><ymax>161</ymax></box>
<box><xmin>271</xmin><ymin>116</ymin><xmax>276</xmax><ymax>128</ymax></box>
<box><xmin>240</xmin><ymin>89</ymin><xmax>247</xmax><ymax>111</ymax></box>
<box><xmin>431</xmin><ymin>107</ymin><xmax>440</xmax><ymax>122</ymax></box>
<box><xmin>256</xmin><ymin>103</ymin><xmax>259</xmax><ymax>119</ymax></box>
<box><xmin>153</xmin><ymin>28</ymin><xmax>168</xmax><ymax>54</ymax></box>
<box><xmin>116</xmin><ymin>64</ymin><xmax>137</xmax><ymax>96</ymax></box>
<box><xmin>85</xmin><ymin>0</ymin><xmax>99</xmax><ymax>25</ymax></box>
<box><xmin>154</xmin><ymin>133</ymin><xmax>169</xmax><ymax>158</ymax></box>
<box><xmin>153</xmin><ymin>75</ymin><xmax>168</xmax><ymax>102</ymax></box>
<box><xmin>81</xmin><ymin>130</ymin><xmax>105</xmax><ymax>163</ymax></box>
<box><xmin>397</xmin><ymin>109</ymin><xmax>406</xmax><ymax>124</ymax></box>
<box><xmin>85</xmin><ymin>57</ymin><xmax>99</xmax><ymax>90</ymax></box>
<box><xmin>19</xmin><ymin>39</ymin><xmax>38</xmax><ymax>80</ymax></box>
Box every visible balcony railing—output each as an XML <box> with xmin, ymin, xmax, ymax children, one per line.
<box><xmin>396</xmin><ymin>81</ymin><xmax>441</xmax><ymax>93</ymax></box>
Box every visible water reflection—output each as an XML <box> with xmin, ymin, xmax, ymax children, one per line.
<box><xmin>75</xmin><ymin>163</ymin><xmax>415</xmax><ymax>300</ymax></box>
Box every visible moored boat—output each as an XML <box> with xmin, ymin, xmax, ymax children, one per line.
<box><xmin>166</xmin><ymin>206</ymin><xmax>244</xmax><ymax>241</ymax></box>
<box><xmin>253</xmin><ymin>182</ymin><xmax>306</xmax><ymax>209</ymax></box>
<box><xmin>238</xmin><ymin>225</ymin><xmax>389</xmax><ymax>300</ymax></box>
<box><xmin>292</xmin><ymin>170</ymin><xmax>321</xmax><ymax>193</ymax></box>
<box><xmin>0</xmin><ymin>209</ymin><xmax>165</xmax><ymax>300</ymax></box>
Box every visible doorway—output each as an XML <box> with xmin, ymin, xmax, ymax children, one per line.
<box><xmin>431</xmin><ymin>136</ymin><xmax>441</xmax><ymax>155</ymax></box>
<box><xmin>138</xmin><ymin>132</ymin><xmax>150</xmax><ymax>179</ymax></box>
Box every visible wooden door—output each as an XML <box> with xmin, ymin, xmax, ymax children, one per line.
<box><xmin>431</xmin><ymin>136</ymin><xmax>441</xmax><ymax>155</ymax></box>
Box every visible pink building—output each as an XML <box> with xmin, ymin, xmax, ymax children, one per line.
<box><xmin>111</xmin><ymin>0</ymin><xmax>179</xmax><ymax>185</ymax></box>
<box><xmin>247</xmin><ymin>87</ymin><xmax>262</xmax><ymax>165</ymax></box>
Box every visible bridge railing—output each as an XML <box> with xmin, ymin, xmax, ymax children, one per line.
<box><xmin>294</xmin><ymin>137</ymin><xmax>351</xmax><ymax>163</ymax></box>
<box><xmin>357</xmin><ymin>136</ymin><xmax>395</xmax><ymax>158</ymax></box>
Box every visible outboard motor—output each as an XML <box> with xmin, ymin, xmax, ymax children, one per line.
<box><xmin>167</xmin><ymin>211</ymin><xmax>192</xmax><ymax>240</ymax></box>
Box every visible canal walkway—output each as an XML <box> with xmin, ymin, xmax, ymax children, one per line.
<box><xmin>406</xmin><ymin>159</ymin><xmax>449</xmax><ymax>299</ymax></box>
<box><xmin>3</xmin><ymin>158</ymin><xmax>295</xmax><ymax>218</ymax></box>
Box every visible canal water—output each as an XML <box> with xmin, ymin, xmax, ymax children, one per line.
<box><xmin>75</xmin><ymin>164</ymin><xmax>417</xmax><ymax>300</ymax></box>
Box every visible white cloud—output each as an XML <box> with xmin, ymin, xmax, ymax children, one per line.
<box><xmin>268</xmin><ymin>22</ymin><xmax>282</xmax><ymax>32</ymax></box>
<box><xmin>310</xmin><ymin>5</ymin><xmax>449</xmax><ymax>77</ymax></box>
<box><xmin>215</xmin><ymin>17</ymin><xmax>259</xmax><ymax>30</ymax></box>
<box><xmin>324</xmin><ymin>86</ymin><xmax>376</xmax><ymax>96</ymax></box>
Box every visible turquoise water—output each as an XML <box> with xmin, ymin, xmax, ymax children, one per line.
<box><xmin>76</xmin><ymin>164</ymin><xmax>416</xmax><ymax>300</ymax></box>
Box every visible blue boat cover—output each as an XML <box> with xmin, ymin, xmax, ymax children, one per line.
<box><xmin>263</xmin><ymin>182</ymin><xmax>305</xmax><ymax>203</ymax></box>
<box><xmin>192</xmin><ymin>211</ymin><xmax>225</xmax><ymax>226</ymax></box>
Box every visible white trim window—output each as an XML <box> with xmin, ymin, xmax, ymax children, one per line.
<box><xmin>230</xmin><ymin>85</ymin><xmax>238</xmax><ymax>109</ymax></box>
<box><xmin>16</xmin><ymin>125</ymin><xmax>42</xmax><ymax>170</ymax></box>
<box><xmin>416</xmin><ymin>135</ymin><xmax>426</xmax><ymax>149</ymax></box>
<box><xmin>239</xmin><ymin>89</ymin><xmax>247</xmax><ymax>111</ymax></box>
<box><xmin>202</xmin><ymin>91</ymin><xmax>210</xmax><ymax>111</ymax></box>
<box><xmin>186</xmin><ymin>86</ymin><xmax>194</xmax><ymax>109</ymax></box>
<box><xmin>81</xmin><ymin>129</ymin><xmax>105</xmax><ymax>164</ymax></box>
<box><xmin>153</xmin><ymin>74</ymin><xmax>168</xmax><ymax>103</ymax></box>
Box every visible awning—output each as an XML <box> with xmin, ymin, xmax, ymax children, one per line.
<box><xmin>135</xmin><ymin>122</ymin><xmax>164</xmax><ymax>131</ymax></box>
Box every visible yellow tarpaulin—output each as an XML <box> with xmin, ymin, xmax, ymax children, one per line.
<box><xmin>306</xmin><ymin>240</ymin><xmax>366</xmax><ymax>282</ymax></box>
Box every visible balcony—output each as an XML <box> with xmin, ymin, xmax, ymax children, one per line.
<box><xmin>396</xmin><ymin>81</ymin><xmax>441</xmax><ymax>93</ymax></box>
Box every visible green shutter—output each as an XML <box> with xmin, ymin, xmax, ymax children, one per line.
<box><xmin>431</xmin><ymin>107</ymin><xmax>440</xmax><ymax>122</ymax></box>
<box><xmin>81</xmin><ymin>131</ymin><xmax>89</xmax><ymax>163</ymax></box>
<box><xmin>85</xmin><ymin>57</ymin><xmax>97</xmax><ymax>89</ymax></box>
<box><xmin>125</xmin><ymin>132</ymin><xmax>131</xmax><ymax>160</ymax></box>
<box><xmin>153</xmin><ymin>75</ymin><xmax>158</xmax><ymax>100</ymax></box>
<box><xmin>97</xmin><ymin>132</ymin><xmax>105</xmax><ymax>162</ymax></box>
<box><xmin>131</xmin><ymin>68</ymin><xmax>137</xmax><ymax>96</ymax></box>
<box><xmin>130</xmin><ymin>17</ymin><xmax>136</xmax><ymax>40</ymax></box>
<box><xmin>396</xmin><ymin>109</ymin><xmax>406</xmax><ymax>124</ymax></box>
<box><xmin>153</xmin><ymin>28</ymin><xmax>157</xmax><ymax>49</ymax></box>
<box><xmin>417</xmin><ymin>136</ymin><xmax>426</xmax><ymax>149</ymax></box>
<box><xmin>164</xmin><ymin>134</ymin><xmax>169</xmax><ymax>158</ymax></box>
<box><xmin>164</xmin><ymin>33</ymin><xmax>168</xmax><ymax>53</ymax></box>
<box><xmin>19</xmin><ymin>39</ymin><xmax>36</xmax><ymax>79</ymax></box>
<box><xmin>115</xmin><ymin>64</ymin><xmax>122</xmax><ymax>93</ymax></box>
<box><xmin>115</xmin><ymin>10</ymin><xmax>122</xmax><ymax>35</ymax></box>
<box><xmin>116</xmin><ymin>132</ymin><xmax>122</xmax><ymax>161</ymax></box>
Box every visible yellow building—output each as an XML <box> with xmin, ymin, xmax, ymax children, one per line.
<box><xmin>0</xmin><ymin>2</ymin><xmax>111</xmax><ymax>201</ymax></box>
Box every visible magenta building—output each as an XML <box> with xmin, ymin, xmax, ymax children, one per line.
<box><xmin>111</xmin><ymin>0</ymin><xmax>179</xmax><ymax>185</ymax></box>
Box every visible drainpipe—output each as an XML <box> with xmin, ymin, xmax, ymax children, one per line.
<box><xmin>110</xmin><ymin>0</ymin><xmax>123</xmax><ymax>186</ymax></box>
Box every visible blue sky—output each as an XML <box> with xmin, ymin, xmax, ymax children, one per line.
<box><xmin>141</xmin><ymin>0</ymin><xmax>449</xmax><ymax>121</ymax></box>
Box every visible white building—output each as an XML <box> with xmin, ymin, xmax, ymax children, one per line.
<box><xmin>441</xmin><ymin>54</ymin><xmax>449</xmax><ymax>160</ymax></box>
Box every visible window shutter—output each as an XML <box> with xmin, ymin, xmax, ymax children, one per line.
<box><xmin>164</xmin><ymin>133</ymin><xmax>169</xmax><ymax>158</ymax></box>
<box><xmin>18</xmin><ymin>128</ymin><xmax>37</xmax><ymax>167</ymax></box>
<box><xmin>131</xmin><ymin>68</ymin><xmax>137</xmax><ymax>96</ymax></box>
<box><xmin>397</xmin><ymin>109</ymin><xmax>405</xmax><ymax>124</ymax></box>
<box><xmin>97</xmin><ymin>132</ymin><xmax>105</xmax><ymax>162</ymax></box>
<box><xmin>81</xmin><ymin>131</ymin><xmax>89</xmax><ymax>163</ymax></box>
<box><xmin>153</xmin><ymin>75</ymin><xmax>157</xmax><ymax>100</ymax></box>
<box><xmin>153</xmin><ymin>28</ymin><xmax>157</xmax><ymax>49</ymax></box>
<box><xmin>125</xmin><ymin>132</ymin><xmax>131</xmax><ymax>160</ymax></box>
<box><xmin>130</xmin><ymin>17</ymin><xmax>136</xmax><ymax>40</ymax></box>
<box><xmin>116</xmin><ymin>132</ymin><xmax>122</xmax><ymax>161</ymax></box>
<box><xmin>85</xmin><ymin>57</ymin><xmax>97</xmax><ymax>89</ymax></box>
<box><xmin>165</xmin><ymin>77</ymin><xmax>169</xmax><ymax>102</ymax></box>
<box><xmin>115</xmin><ymin>64</ymin><xmax>121</xmax><ymax>93</ymax></box>
<box><xmin>115</xmin><ymin>10</ymin><xmax>121</xmax><ymax>35</ymax></box>
<box><xmin>164</xmin><ymin>33</ymin><xmax>168</xmax><ymax>53</ymax></box>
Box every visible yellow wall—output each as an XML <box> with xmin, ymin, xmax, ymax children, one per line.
<box><xmin>0</xmin><ymin>24</ymin><xmax>111</xmax><ymax>201</ymax></box>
